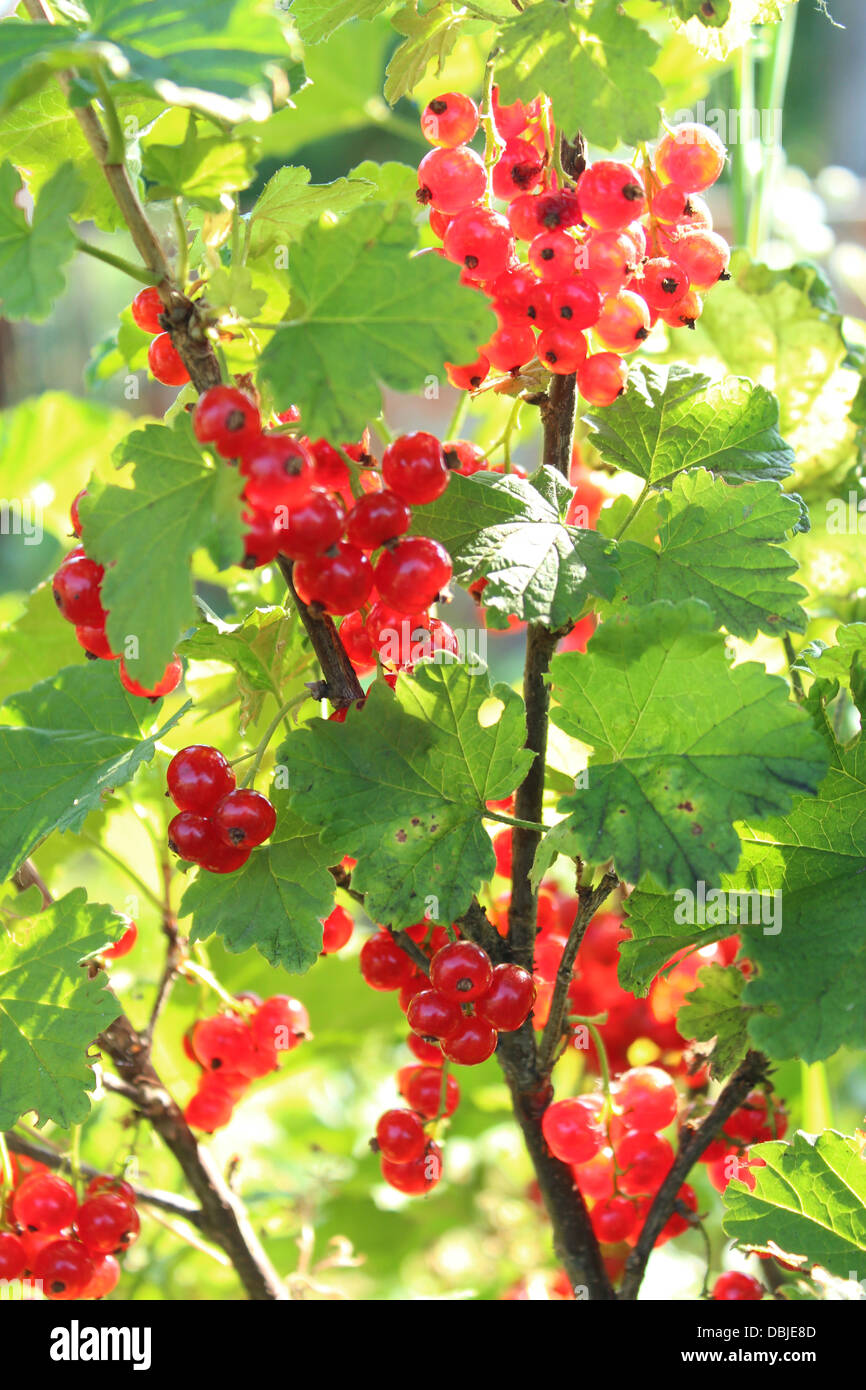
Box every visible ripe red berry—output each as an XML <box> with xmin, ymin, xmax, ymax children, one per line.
<box><xmin>339</xmin><ymin>609</ymin><xmax>376</xmax><ymax>673</ymax></box>
<box><xmin>724</xmin><ymin>1090</ymin><xmax>787</xmax><ymax>1145</ymax></box>
<box><xmin>590</xmin><ymin>1195</ymin><xmax>637</xmax><ymax>1244</ymax></box>
<box><xmin>321</xmin><ymin>904</ymin><xmax>354</xmax><ymax>953</ymax></box>
<box><xmin>547</xmin><ymin>276</ymin><xmax>603</xmax><ymax>331</ymax></box>
<box><xmin>12</xmin><ymin>1173</ymin><xmax>78</xmax><ymax>1234</ymax></box>
<box><xmin>250</xmin><ymin>995</ymin><xmax>309</xmax><ymax>1055</ymax></box>
<box><xmin>417</xmin><ymin>145</ymin><xmax>486</xmax><ymax>214</ymax></box>
<box><xmin>305</xmin><ymin>437</ymin><xmax>353</xmax><ymax>493</ymax></box>
<box><xmin>483</xmin><ymin>323</ymin><xmax>537</xmax><ymax>373</ymax></box>
<box><xmin>404</xmin><ymin>1066</ymin><xmax>459</xmax><ymax>1119</ymax></box>
<box><xmin>192</xmin><ymin>1015</ymin><xmax>259</xmax><ymax>1075</ymax></box>
<box><xmin>655</xmin><ymin>123</ymin><xmax>726</xmax><ymax>191</ymax></box>
<box><xmin>360</xmin><ymin>932</ymin><xmax>417</xmax><ymax>991</ymax></box>
<box><xmin>650</xmin><ymin>184</ymin><xmax>692</xmax><ymax>225</ymax></box>
<box><xmin>420</xmin><ymin>92</ymin><xmax>479</xmax><ymax>148</ymax></box>
<box><xmin>294</xmin><ymin>541</ymin><xmax>373</xmax><ymax>615</ymax></box>
<box><xmin>32</xmin><ymin>1238</ymin><xmax>94</xmax><ymax>1300</ymax></box>
<box><xmin>572</xmin><ymin>1146</ymin><xmax>616</xmax><ymax>1201</ymax></box>
<box><xmin>168</xmin><ymin>810</ymin><xmax>217</xmax><ymax>864</ymax></box>
<box><xmin>345</xmin><ymin>490</ymin><xmax>410</xmax><ymax>550</ymax></box>
<box><xmin>476</xmin><ymin>962</ymin><xmax>536</xmax><ymax>1031</ymax></box>
<box><xmin>0</xmin><ymin>1231</ymin><xmax>27</xmax><ymax>1280</ymax></box>
<box><xmin>528</xmin><ymin>230</ymin><xmax>576</xmax><ymax>280</ymax></box>
<box><xmin>167</xmin><ymin>745</ymin><xmax>235</xmax><ymax>814</ymax></box>
<box><xmin>119</xmin><ymin>655</ymin><xmax>183</xmax><ymax>698</ymax></box>
<box><xmin>240</xmin><ymin>434</ymin><xmax>315</xmax><ymax>510</ymax></box>
<box><xmin>668</xmin><ymin>228</ymin><xmax>731</xmax><ymax>290</ymax></box>
<box><xmin>712</xmin><ymin>1271</ymin><xmax>764</xmax><ymax>1301</ymax></box>
<box><xmin>213</xmin><ymin>789</ymin><xmax>277</xmax><ymax>848</ymax></box>
<box><xmin>193</xmin><ymin>385</ymin><xmax>261</xmax><ymax>458</ymax></box>
<box><xmin>74</xmin><ymin>623</ymin><xmax>119</xmax><ymax>661</ymax></box>
<box><xmin>491</xmin><ymin>85</ymin><xmax>531</xmax><ymax>139</ymax></box>
<box><xmin>585</xmin><ymin>229</ymin><xmax>641</xmax><ymax>295</ymax></box>
<box><xmin>376</xmin><ymin>1108</ymin><xmax>428</xmax><ymax>1163</ymax></box>
<box><xmin>430</xmin><ymin>941</ymin><xmax>493</xmax><ymax>1002</ymax></box>
<box><xmin>444</xmin><ymin>354</ymin><xmax>489</xmax><ymax>391</ymax></box>
<box><xmin>594</xmin><ymin>290</ymin><xmax>651</xmax><ymax>352</ymax></box>
<box><xmin>492</xmin><ymin>138</ymin><xmax>544</xmax><ymax>200</ymax></box>
<box><xmin>656</xmin><ymin>1184</ymin><xmax>698</xmax><ymax>1243</ymax></box>
<box><xmin>441</xmin><ymin>1014</ymin><xmax>498</xmax><ymax>1065</ymax></box>
<box><xmin>76</xmin><ymin>1193</ymin><xmax>140</xmax><ymax>1254</ymax></box>
<box><xmin>278</xmin><ymin>490</ymin><xmax>346</xmax><ymax>560</ymax></box>
<box><xmin>407</xmin><ymin>1031</ymin><xmax>442</xmax><ymax>1064</ymax></box>
<box><xmin>443</xmin><ymin>206</ymin><xmax>514</xmax><ymax>281</ymax></box>
<box><xmin>612</xmin><ymin>1067</ymin><xmax>678</xmax><ymax>1133</ymax></box>
<box><xmin>639</xmin><ymin>257</ymin><xmax>690</xmax><ymax>309</ymax></box>
<box><xmin>615</xmin><ymin>1130</ymin><xmax>673</xmax><ymax>1195</ymax></box>
<box><xmin>382</xmin><ymin>432</ymin><xmax>449</xmax><ymax>506</ymax></box>
<box><xmin>407</xmin><ymin>988</ymin><xmax>463</xmax><ymax>1040</ymax></box>
<box><xmin>184</xmin><ymin>1083</ymin><xmax>235</xmax><ymax>1133</ymax></box>
<box><xmin>578</xmin><ymin>161</ymin><xmax>646</xmax><ymax>230</ymax></box>
<box><xmin>53</xmin><ymin>552</ymin><xmax>106</xmax><ymax>627</ymax></box>
<box><xmin>577</xmin><ymin>351</ymin><xmax>628</xmax><ymax>406</ymax></box>
<box><xmin>197</xmin><ymin>836</ymin><xmax>251</xmax><ymax>875</ymax></box>
<box><xmin>130</xmin><ymin>285</ymin><xmax>164</xmax><ymax>333</ymax></box>
<box><xmin>374</xmin><ymin>537</ymin><xmax>452</xmax><ymax>613</ymax></box>
<box><xmin>660</xmin><ymin>288</ymin><xmax>703</xmax><ymax>329</ymax></box>
<box><xmin>542</xmin><ymin>1096</ymin><xmax>606</xmax><ymax>1165</ymax></box>
<box><xmin>242</xmin><ymin>506</ymin><xmax>283</xmax><ymax>567</ymax></box>
<box><xmin>81</xmin><ymin>1252</ymin><xmax>121</xmax><ymax>1299</ymax></box>
<box><xmin>147</xmin><ymin>332</ymin><xmax>190</xmax><ymax>386</ymax></box>
<box><xmin>102</xmin><ymin>917</ymin><xmax>138</xmax><ymax>960</ymax></box>
<box><xmin>537</xmin><ymin>326</ymin><xmax>587</xmax><ymax>374</ymax></box>
<box><xmin>381</xmin><ymin>1141</ymin><xmax>443</xmax><ymax>1195</ymax></box>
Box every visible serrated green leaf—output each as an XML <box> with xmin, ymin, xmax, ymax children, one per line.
<box><xmin>678</xmin><ymin>962</ymin><xmax>750</xmax><ymax>1077</ymax></box>
<box><xmin>384</xmin><ymin>3</ymin><xmax>464</xmax><ymax>106</ymax></box>
<box><xmin>585</xmin><ymin>363</ymin><xmax>794</xmax><ymax>488</ymax></box>
<box><xmin>412</xmin><ymin>468</ymin><xmax>619</xmax><ymax>630</ymax></box>
<box><xmin>205</xmin><ymin>265</ymin><xmax>267</xmax><ymax>319</ymax></box>
<box><xmin>246</xmin><ymin>165</ymin><xmax>373</xmax><ymax>262</ymax></box>
<box><xmin>180</xmin><ymin>799</ymin><xmax>335</xmax><ymax>973</ymax></box>
<box><xmin>0</xmin><ymin>586</ymin><xmax>81</xmax><ymax>708</ymax></box>
<box><xmin>348</xmin><ymin>160</ymin><xmax>418</xmax><ymax>208</ymax></box>
<box><xmin>547</xmin><ymin>600</ymin><xmax>829</xmax><ymax>890</ymax></box>
<box><xmin>178</xmin><ymin>604</ymin><xmax>308</xmax><ymax>733</ymax></box>
<box><xmin>0</xmin><ymin>888</ymin><xmax>124</xmax><ymax>1129</ymax></box>
<box><xmin>608</xmin><ymin>469</ymin><xmax>807</xmax><ymax>640</ymax></box>
<box><xmin>0</xmin><ymin>662</ymin><xmax>187</xmax><ymax>882</ymax></box>
<box><xmin>288</xmin><ymin>0</ymin><xmax>392</xmax><ymax>45</ymax></box>
<box><xmin>259</xmin><ymin>201</ymin><xmax>495</xmax><ymax>440</ymax></box>
<box><xmin>495</xmin><ymin>0</ymin><xmax>663</xmax><ymax>150</ymax></box>
<box><xmin>142</xmin><ymin>116</ymin><xmax>257</xmax><ymax>204</ymax></box>
<box><xmin>79</xmin><ymin>417</ymin><xmax>245</xmax><ymax>688</ymax></box>
<box><xmin>283</xmin><ymin>661</ymin><xmax>535</xmax><ymax>928</ymax></box>
<box><xmin>0</xmin><ymin>19</ymin><xmax>109</xmax><ymax>116</ymax></box>
<box><xmin>723</xmin><ymin>1132</ymin><xmax>866</xmax><ymax>1282</ymax></box>
<box><xmin>0</xmin><ymin>160</ymin><xmax>84</xmax><ymax>321</ymax></box>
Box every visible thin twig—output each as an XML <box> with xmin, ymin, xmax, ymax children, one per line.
<box><xmin>537</xmin><ymin>872</ymin><xmax>619</xmax><ymax>1073</ymax></box>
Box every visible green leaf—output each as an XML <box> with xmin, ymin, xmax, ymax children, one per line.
<box><xmin>288</xmin><ymin>0</ymin><xmax>392</xmax><ymax>45</ymax></box>
<box><xmin>79</xmin><ymin>417</ymin><xmax>245</xmax><ymax>688</ymax></box>
<box><xmin>495</xmin><ymin>0</ymin><xmax>663</xmax><ymax>150</ymax></box>
<box><xmin>0</xmin><ymin>889</ymin><xmax>124</xmax><ymax>1130</ymax></box>
<box><xmin>413</xmin><ymin>468</ymin><xmax>619</xmax><ymax>630</ymax></box>
<box><xmin>608</xmin><ymin>469</ymin><xmax>807</xmax><ymax>640</ymax></box>
<box><xmin>384</xmin><ymin>3</ymin><xmax>465</xmax><ymax>106</ymax></box>
<box><xmin>723</xmin><ymin>1132</ymin><xmax>866</xmax><ymax>1282</ymax></box>
<box><xmin>180</xmin><ymin>799</ymin><xmax>335</xmax><ymax>973</ymax></box>
<box><xmin>585</xmin><ymin>363</ymin><xmax>794</xmax><ymax>488</ymax></box>
<box><xmin>142</xmin><ymin>115</ymin><xmax>257</xmax><ymax>204</ymax></box>
<box><xmin>0</xmin><ymin>161</ymin><xmax>84</xmax><ymax>321</ymax></box>
<box><xmin>283</xmin><ymin>661</ymin><xmax>535</xmax><ymax>927</ymax></box>
<box><xmin>178</xmin><ymin>604</ymin><xmax>306</xmax><ymax>733</ymax></box>
<box><xmin>678</xmin><ymin>963</ymin><xmax>750</xmax><ymax>1078</ymax></box>
<box><xmin>547</xmin><ymin>600</ymin><xmax>829</xmax><ymax>889</ymax></box>
<box><xmin>348</xmin><ymin>160</ymin><xmax>418</xmax><ymax>209</ymax></box>
<box><xmin>246</xmin><ymin>165</ymin><xmax>374</xmax><ymax>261</ymax></box>
<box><xmin>205</xmin><ymin>265</ymin><xmax>267</xmax><ymax>320</ymax></box>
<box><xmin>0</xmin><ymin>19</ymin><xmax>107</xmax><ymax>115</ymax></box>
<box><xmin>259</xmin><ymin>201</ymin><xmax>495</xmax><ymax>440</ymax></box>
<box><xmin>0</xmin><ymin>586</ymin><xmax>80</xmax><ymax>708</ymax></box>
<box><xmin>672</xmin><ymin>0</ymin><xmax>731</xmax><ymax>25</ymax></box>
<box><xmin>0</xmin><ymin>662</ymin><xmax>187</xmax><ymax>883</ymax></box>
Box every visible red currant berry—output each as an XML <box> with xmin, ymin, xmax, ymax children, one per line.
<box><xmin>541</xmin><ymin>1095</ymin><xmax>605</xmax><ymax>1165</ymax></box>
<box><xmin>12</xmin><ymin>1174</ymin><xmax>78</xmax><ymax>1234</ymax></box>
<box><xmin>482</xmin><ymin>323</ymin><xmax>537</xmax><ymax>373</ymax></box>
<box><xmin>443</xmin><ymin>206</ymin><xmax>514</xmax><ymax>281</ymax></box>
<box><xmin>374</xmin><ymin>537</ymin><xmax>452</xmax><ymax>613</ymax></box>
<box><xmin>403</xmin><ymin>616</ymin><xmax>459</xmax><ymax>668</ymax></box>
<box><xmin>278</xmin><ymin>490</ymin><xmax>346</xmax><ymax>560</ymax></box>
<box><xmin>85</xmin><ymin>1176</ymin><xmax>136</xmax><ymax>1203</ymax></box>
<box><xmin>407</xmin><ymin>988</ymin><xmax>463</xmax><ymax>1040</ymax></box>
<box><xmin>130</xmin><ymin>286</ymin><xmax>164</xmax><ymax>333</ymax></box>
<box><xmin>339</xmin><ymin>609</ymin><xmax>376</xmax><ymax>673</ymax></box>
<box><xmin>360</xmin><ymin>932</ymin><xmax>417</xmax><ymax>991</ymax></box>
<box><xmin>193</xmin><ymin>385</ymin><xmax>261</xmax><ymax>458</ymax></box>
<box><xmin>537</xmin><ymin>326</ymin><xmax>587</xmax><ymax>374</ymax></box>
<box><xmin>321</xmin><ymin>904</ymin><xmax>354</xmax><ymax>953</ymax></box>
<box><xmin>167</xmin><ymin>744</ymin><xmax>235</xmax><ymax>814</ymax></box>
<box><xmin>305</xmin><ymin>437</ymin><xmax>352</xmax><ymax>493</ymax></box>
<box><xmin>668</xmin><ymin>228</ymin><xmax>731</xmax><ymax>290</ymax></box>
<box><xmin>650</xmin><ymin>184</ymin><xmax>692</xmax><ymax>225</ymax></box>
<box><xmin>444</xmin><ymin>354</ymin><xmax>489</xmax><ymax>391</ymax></box>
<box><xmin>241</xmin><ymin>435</ymin><xmax>315</xmax><ymax>510</ymax></box>
<box><xmin>168</xmin><ymin>810</ymin><xmax>214</xmax><ymax>863</ymax></box>
<box><xmin>74</xmin><ymin>623</ymin><xmax>119</xmax><ymax>661</ymax></box>
<box><xmin>491</xmin><ymin>85</ymin><xmax>530</xmax><ymax>139</ymax></box>
<box><xmin>32</xmin><ymin>1238</ymin><xmax>94</xmax><ymax>1300</ymax></box>
<box><xmin>242</xmin><ymin>506</ymin><xmax>283</xmax><ymax>568</ymax></box>
<box><xmin>0</xmin><ymin>1231</ymin><xmax>27</xmax><ymax>1280</ymax></box>
<box><xmin>430</xmin><ymin>941</ymin><xmax>493</xmax><ymax>1002</ymax></box>
<box><xmin>724</xmin><ymin>1090</ymin><xmax>786</xmax><ymax>1145</ymax></box>
<box><xmin>147</xmin><ymin>332</ymin><xmax>189</xmax><ymax>385</ymax></box>
<box><xmin>441</xmin><ymin>1014</ymin><xmax>498</xmax><ymax>1065</ymax></box>
<box><xmin>615</xmin><ymin>1131</ymin><xmax>673</xmax><ymax>1195</ymax></box>
<box><xmin>375</xmin><ymin>1108</ymin><xmax>428</xmax><ymax>1163</ymax></box>
<box><xmin>660</xmin><ymin>288</ymin><xmax>703</xmax><ymax>329</ymax></box>
<box><xmin>476</xmin><ymin>962</ymin><xmax>536</xmax><ymax>1031</ymax></box>
<box><xmin>407</xmin><ymin>1031</ymin><xmax>442</xmax><ymax>1064</ymax></box>
<box><xmin>53</xmin><ymin>552</ymin><xmax>106</xmax><ymax>627</ymax></box>
<box><xmin>429</xmin><ymin>208</ymin><xmax>451</xmax><ymax>239</ymax></box>
<box><xmin>345</xmin><ymin>489</ymin><xmax>410</xmax><ymax>550</ymax></box>
<box><xmin>102</xmin><ymin>917</ymin><xmax>138</xmax><ymax>960</ymax></box>
<box><xmin>594</xmin><ymin>290</ymin><xmax>651</xmax><ymax>352</ymax></box>
<box><xmin>655</xmin><ymin>123</ymin><xmax>726</xmax><ymax>191</ymax></box>
<box><xmin>382</xmin><ymin>432</ymin><xmax>449</xmax><ymax>506</ymax></box>
<box><xmin>572</xmin><ymin>1147</ymin><xmax>616</xmax><ymax>1201</ymax></box>
<box><xmin>712</xmin><ymin>1271</ymin><xmax>764</xmax><ymax>1301</ymax></box>
<box><xmin>638</xmin><ymin>256</ymin><xmax>691</xmax><ymax>309</ymax></box>
<box><xmin>213</xmin><ymin>789</ymin><xmax>276</xmax><ymax>848</ymax></box>
<box><xmin>76</xmin><ymin>1193</ymin><xmax>140</xmax><ymax>1254</ymax></box>
<box><xmin>420</xmin><ymin>92</ymin><xmax>479</xmax><ymax>148</ymax></box>
<box><xmin>656</xmin><ymin>1184</ymin><xmax>698</xmax><ymax>1243</ymax></box>
<box><xmin>119</xmin><ymin>654</ymin><xmax>183</xmax><ymax>698</ymax></box>
<box><xmin>198</xmin><ymin>836</ymin><xmax>251</xmax><ymax>875</ymax></box>
<box><xmin>577</xmin><ymin>351</ymin><xmax>628</xmax><ymax>406</ymax></box>
<box><xmin>381</xmin><ymin>1140</ymin><xmax>443</xmax><ymax>1195</ymax></box>
<box><xmin>404</xmin><ymin>1066</ymin><xmax>459</xmax><ymax>1119</ymax></box>
<box><xmin>442</xmin><ymin>438</ymin><xmax>485</xmax><ymax>475</ymax></box>
<box><xmin>590</xmin><ymin>1195</ymin><xmax>637</xmax><ymax>1244</ymax></box>
<box><xmin>81</xmin><ymin>1252</ymin><xmax>121</xmax><ymax>1299</ymax></box>
<box><xmin>585</xmin><ymin>229</ymin><xmax>642</xmax><ymax>296</ymax></box>
<box><xmin>192</xmin><ymin>1015</ymin><xmax>260</xmax><ymax>1075</ymax></box>
<box><xmin>612</xmin><ymin>1067</ymin><xmax>678</xmax><ymax>1133</ymax></box>
<box><xmin>250</xmin><ymin>995</ymin><xmax>309</xmax><ymax>1055</ymax></box>
<box><xmin>528</xmin><ymin>230</ymin><xmax>576</xmax><ymax>280</ymax></box>
<box><xmin>547</xmin><ymin>276</ymin><xmax>603</xmax><ymax>330</ymax></box>
<box><xmin>184</xmin><ymin>1083</ymin><xmax>235</xmax><ymax>1133</ymax></box>
<box><xmin>578</xmin><ymin>161</ymin><xmax>646</xmax><ymax>230</ymax></box>
<box><xmin>492</xmin><ymin>138</ymin><xmax>544</xmax><ymax>200</ymax></box>
<box><xmin>294</xmin><ymin>541</ymin><xmax>373</xmax><ymax>615</ymax></box>
<box><xmin>417</xmin><ymin>145</ymin><xmax>486</xmax><ymax>214</ymax></box>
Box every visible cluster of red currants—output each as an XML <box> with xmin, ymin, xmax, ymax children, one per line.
<box><xmin>0</xmin><ymin>1158</ymin><xmax>139</xmax><ymax>1300</ymax></box>
<box><xmin>53</xmin><ymin>491</ymin><xmax>183</xmax><ymax>698</ymax></box>
<box><xmin>183</xmin><ymin>993</ymin><xmax>310</xmax><ymax>1133</ymax></box>
<box><xmin>131</xmin><ymin>285</ymin><xmax>191</xmax><ymax>386</ymax></box>
<box><xmin>362</xmin><ymin>928</ymin><xmax>535</xmax><ymax>1195</ymax></box>
<box><xmin>166</xmin><ymin>743</ymin><xmax>276</xmax><ymax>875</ymax></box>
<box><xmin>416</xmin><ymin>89</ymin><xmax>730</xmax><ymax>405</ymax></box>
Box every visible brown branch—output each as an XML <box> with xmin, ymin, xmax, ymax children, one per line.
<box><xmin>537</xmin><ymin>871</ymin><xmax>619</xmax><ymax>1073</ymax></box>
<box><xmin>279</xmin><ymin>559</ymin><xmax>364</xmax><ymax>709</ymax></box>
<box><xmin>540</xmin><ymin>371</ymin><xmax>578</xmax><ymax>477</ymax></box>
<box><xmin>618</xmin><ymin>1050</ymin><xmax>772</xmax><ymax>1300</ymax></box>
